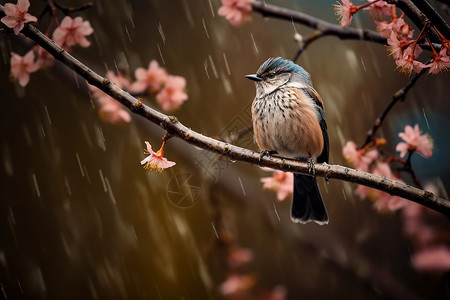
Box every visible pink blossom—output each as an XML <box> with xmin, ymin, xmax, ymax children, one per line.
<box><xmin>1</xmin><ymin>0</ymin><xmax>37</xmax><ymax>35</ymax></box>
<box><xmin>426</xmin><ymin>51</ymin><xmax>450</xmax><ymax>75</ymax></box>
<box><xmin>412</xmin><ymin>246</ymin><xmax>450</xmax><ymax>272</ymax></box>
<box><xmin>395</xmin><ymin>48</ymin><xmax>426</xmax><ymax>75</ymax></box>
<box><xmin>52</xmin><ymin>16</ymin><xmax>93</xmax><ymax>49</ymax></box>
<box><xmin>10</xmin><ymin>50</ymin><xmax>39</xmax><ymax>87</ymax></box>
<box><xmin>141</xmin><ymin>141</ymin><xmax>176</xmax><ymax>173</ymax></box>
<box><xmin>260</xmin><ymin>169</ymin><xmax>294</xmax><ymax>201</ymax></box>
<box><xmin>219</xmin><ymin>274</ymin><xmax>255</xmax><ymax>298</ymax></box>
<box><xmin>227</xmin><ymin>247</ymin><xmax>253</xmax><ymax>268</ymax></box>
<box><xmin>334</xmin><ymin>0</ymin><xmax>358</xmax><ymax>27</ymax></box>
<box><xmin>342</xmin><ymin>141</ymin><xmax>378</xmax><ymax>172</ymax></box>
<box><xmin>89</xmin><ymin>72</ymin><xmax>132</xmax><ymax>124</ymax></box>
<box><xmin>218</xmin><ymin>0</ymin><xmax>253</xmax><ymax>26</ymax></box>
<box><xmin>364</xmin><ymin>0</ymin><xmax>394</xmax><ymax>19</ymax></box>
<box><xmin>396</xmin><ymin>124</ymin><xmax>433</xmax><ymax>158</ymax></box>
<box><xmin>130</xmin><ymin>60</ymin><xmax>167</xmax><ymax>94</ymax></box>
<box><xmin>156</xmin><ymin>75</ymin><xmax>188</xmax><ymax>112</ymax></box>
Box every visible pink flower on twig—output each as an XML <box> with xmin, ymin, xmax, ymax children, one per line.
<box><xmin>260</xmin><ymin>168</ymin><xmax>294</xmax><ymax>201</ymax></box>
<box><xmin>219</xmin><ymin>274</ymin><xmax>255</xmax><ymax>298</ymax></box>
<box><xmin>140</xmin><ymin>141</ymin><xmax>176</xmax><ymax>173</ymax></box>
<box><xmin>156</xmin><ymin>75</ymin><xmax>188</xmax><ymax>112</ymax></box>
<box><xmin>426</xmin><ymin>51</ymin><xmax>450</xmax><ymax>75</ymax></box>
<box><xmin>131</xmin><ymin>60</ymin><xmax>167</xmax><ymax>94</ymax></box>
<box><xmin>218</xmin><ymin>0</ymin><xmax>253</xmax><ymax>26</ymax></box>
<box><xmin>396</xmin><ymin>124</ymin><xmax>433</xmax><ymax>158</ymax></box>
<box><xmin>1</xmin><ymin>0</ymin><xmax>37</xmax><ymax>35</ymax></box>
<box><xmin>52</xmin><ymin>16</ymin><xmax>93</xmax><ymax>49</ymax></box>
<box><xmin>334</xmin><ymin>0</ymin><xmax>358</xmax><ymax>27</ymax></box>
<box><xmin>363</xmin><ymin>0</ymin><xmax>394</xmax><ymax>19</ymax></box>
<box><xmin>10</xmin><ymin>51</ymin><xmax>39</xmax><ymax>87</ymax></box>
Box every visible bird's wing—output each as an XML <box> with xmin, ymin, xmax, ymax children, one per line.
<box><xmin>300</xmin><ymin>87</ymin><xmax>329</xmax><ymax>163</ymax></box>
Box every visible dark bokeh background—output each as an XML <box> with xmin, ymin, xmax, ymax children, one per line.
<box><xmin>1</xmin><ymin>0</ymin><xmax>449</xmax><ymax>299</ymax></box>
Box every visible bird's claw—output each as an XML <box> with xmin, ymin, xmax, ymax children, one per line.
<box><xmin>308</xmin><ymin>157</ymin><xmax>316</xmax><ymax>176</ymax></box>
<box><xmin>259</xmin><ymin>150</ymin><xmax>277</xmax><ymax>161</ymax></box>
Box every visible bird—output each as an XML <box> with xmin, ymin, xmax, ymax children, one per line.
<box><xmin>246</xmin><ymin>57</ymin><xmax>329</xmax><ymax>225</ymax></box>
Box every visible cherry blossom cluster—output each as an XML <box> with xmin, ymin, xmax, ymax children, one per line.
<box><xmin>342</xmin><ymin>124</ymin><xmax>442</xmax><ymax>272</ymax></box>
<box><xmin>343</xmin><ymin>124</ymin><xmax>433</xmax><ymax>212</ymax></box>
<box><xmin>334</xmin><ymin>0</ymin><xmax>450</xmax><ymax>75</ymax></box>
<box><xmin>2</xmin><ymin>0</ymin><xmax>93</xmax><ymax>87</ymax></box>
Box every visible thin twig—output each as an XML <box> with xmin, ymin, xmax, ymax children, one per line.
<box><xmin>1</xmin><ymin>5</ymin><xmax>449</xmax><ymax>216</ymax></box>
<box><xmin>361</xmin><ymin>68</ymin><xmax>426</xmax><ymax>149</ymax></box>
<box><xmin>292</xmin><ymin>30</ymin><xmax>324</xmax><ymax>62</ymax></box>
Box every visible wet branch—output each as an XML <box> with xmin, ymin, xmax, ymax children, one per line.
<box><xmin>292</xmin><ymin>30</ymin><xmax>325</xmax><ymax>62</ymax></box>
<box><xmin>251</xmin><ymin>1</ymin><xmax>387</xmax><ymax>44</ymax></box>
<box><xmin>1</xmin><ymin>6</ymin><xmax>449</xmax><ymax>217</ymax></box>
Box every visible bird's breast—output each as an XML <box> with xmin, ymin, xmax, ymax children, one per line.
<box><xmin>251</xmin><ymin>88</ymin><xmax>324</xmax><ymax>159</ymax></box>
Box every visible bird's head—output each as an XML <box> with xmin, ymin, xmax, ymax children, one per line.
<box><xmin>245</xmin><ymin>57</ymin><xmax>312</xmax><ymax>97</ymax></box>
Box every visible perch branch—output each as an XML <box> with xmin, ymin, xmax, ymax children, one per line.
<box><xmin>1</xmin><ymin>5</ymin><xmax>449</xmax><ymax>216</ymax></box>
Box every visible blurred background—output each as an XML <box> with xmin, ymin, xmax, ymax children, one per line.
<box><xmin>1</xmin><ymin>0</ymin><xmax>450</xmax><ymax>299</ymax></box>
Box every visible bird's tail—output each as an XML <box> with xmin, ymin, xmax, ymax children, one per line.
<box><xmin>291</xmin><ymin>173</ymin><xmax>328</xmax><ymax>225</ymax></box>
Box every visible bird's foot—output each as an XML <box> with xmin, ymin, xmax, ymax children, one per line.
<box><xmin>259</xmin><ymin>150</ymin><xmax>278</xmax><ymax>161</ymax></box>
<box><xmin>307</xmin><ymin>157</ymin><xmax>316</xmax><ymax>176</ymax></box>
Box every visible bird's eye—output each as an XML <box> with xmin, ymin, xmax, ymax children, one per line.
<box><xmin>268</xmin><ymin>73</ymin><xmax>276</xmax><ymax>78</ymax></box>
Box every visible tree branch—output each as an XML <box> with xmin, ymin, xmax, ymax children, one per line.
<box><xmin>1</xmin><ymin>5</ymin><xmax>449</xmax><ymax>216</ymax></box>
<box><xmin>252</xmin><ymin>1</ymin><xmax>387</xmax><ymax>44</ymax></box>
<box><xmin>410</xmin><ymin>0</ymin><xmax>450</xmax><ymax>38</ymax></box>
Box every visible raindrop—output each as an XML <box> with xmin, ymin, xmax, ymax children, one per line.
<box><xmin>223</xmin><ymin>52</ymin><xmax>231</xmax><ymax>75</ymax></box>
<box><xmin>211</xmin><ymin>221</ymin><xmax>219</xmax><ymax>239</ymax></box>
<box><xmin>250</xmin><ymin>33</ymin><xmax>259</xmax><ymax>54</ymax></box>
<box><xmin>75</xmin><ymin>152</ymin><xmax>85</xmax><ymax>177</ymax></box>
<box><xmin>207</xmin><ymin>0</ymin><xmax>215</xmax><ymax>17</ymax></box>
<box><xmin>203</xmin><ymin>59</ymin><xmax>210</xmax><ymax>79</ymax></box>
<box><xmin>99</xmin><ymin>169</ymin><xmax>107</xmax><ymax>192</ymax></box>
<box><xmin>360</xmin><ymin>57</ymin><xmax>366</xmax><ymax>71</ymax></box>
<box><xmin>342</xmin><ymin>187</ymin><xmax>347</xmax><ymax>200</ymax></box>
<box><xmin>273</xmin><ymin>202</ymin><xmax>281</xmax><ymax>221</ymax></box>
<box><xmin>158</xmin><ymin>22</ymin><xmax>166</xmax><ymax>44</ymax></box>
<box><xmin>125</xmin><ymin>26</ymin><xmax>132</xmax><ymax>42</ymax></box>
<box><xmin>64</xmin><ymin>176</ymin><xmax>72</xmax><ymax>196</ymax></box>
<box><xmin>43</xmin><ymin>105</ymin><xmax>52</xmax><ymax>125</ymax></box>
<box><xmin>202</xmin><ymin>18</ymin><xmax>210</xmax><ymax>39</ymax></box>
<box><xmin>422</xmin><ymin>108</ymin><xmax>430</xmax><ymax>129</ymax></box>
<box><xmin>105</xmin><ymin>177</ymin><xmax>117</xmax><ymax>204</ymax></box>
<box><xmin>32</xmin><ymin>173</ymin><xmax>41</xmax><ymax>198</ymax></box>
<box><xmin>157</xmin><ymin>43</ymin><xmax>165</xmax><ymax>64</ymax></box>
<box><xmin>238</xmin><ymin>177</ymin><xmax>246</xmax><ymax>196</ymax></box>
<box><xmin>208</xmin><ymin>55</ymin><xmax>218</xmax><ymax>78</ymax></box>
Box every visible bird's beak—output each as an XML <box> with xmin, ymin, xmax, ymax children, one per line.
<box><xmin>245</xmin><ymin>74</ymin><xmax>262</xmax><ymax>82</ymax></box>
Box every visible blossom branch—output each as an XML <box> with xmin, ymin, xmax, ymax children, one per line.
<box><xmin>1</xmin><ymin>5</ymin><xmax>449</xmax><ymax>217</ymax></box>
<box><xmin>251</xmin><ymin>1</ymin><xmax>441</xmax><ymax>50</ymax></box>
<box><xmin>390</xmin><ymin>0</ymin><xmax>441</xmax><ymax>41</ymax></box>
<box><xmin>361</xmin><ymin>67</ymin><xmax>426</xmax><ymax>148</ymax></box>
<box><xmin>410</xmin><ymin>0</ymin><xmax>450</xmax><ymax>38</ymax></box>
<box><xmin>251</xmin><ymin>1</ymin><xmax>387</xmax><ymax>44</ymax></box>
